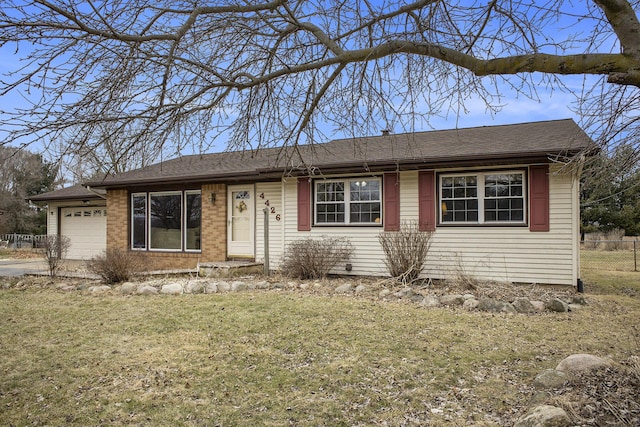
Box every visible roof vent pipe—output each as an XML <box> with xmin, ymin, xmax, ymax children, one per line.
<box><xmin>381</xmin><ymin>129</ymin><xmax>390</xmax><ymax>136</ymax></box>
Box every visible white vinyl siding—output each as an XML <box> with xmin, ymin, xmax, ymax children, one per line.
<box><xmin>255</xmin><ymin>182</ymin><xmax>284</xmax><ymax>268</ymax></box>
<box><xmin>283</xmin><ymin>176</ymin><xmax>399</xmax><ymax>276</ymax></box>
<box><xmin>281</xmin><ymin>165</ymin><xmax>579</xmax><ymax>285</ymax></box>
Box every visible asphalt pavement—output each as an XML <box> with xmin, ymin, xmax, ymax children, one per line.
<box><xmin>0</xmin><ymin>259</ymin><xmax>50</xmax><ymax>276</ymax></box>
<box><xmin>0</xmin><ymin>259</ymin><xmax>94</xmax><ymax>277</ymax></box>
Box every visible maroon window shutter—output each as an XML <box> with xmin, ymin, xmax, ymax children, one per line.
<box><xmin>383</xmin><ymin>173</ymin><xmax>400</xmax><ymax>231</ymax></box>
<box><xmin>297</xmin><ymin>178</ymin><xmax>311</xmax><ymax>231</ymax></box>
<box><xmin>418</xmin><ymin>170</ymin><xmax>436</xmax><ymax>231</ymax></box>
<box><xmin>529</xmin><ymin>165</ymin><xmax>550</xmax><ymax>232</ymax></box>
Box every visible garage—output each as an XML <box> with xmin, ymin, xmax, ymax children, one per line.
<box><xmin>60</xmin><ymin>207</ymin><xmax>107</xmax><ymax>260</ymax></box>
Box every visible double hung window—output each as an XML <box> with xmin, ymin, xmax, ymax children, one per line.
<box><xmin>131</xmin><ymin>190</ymin><xmax>201</xmax><ymax>251</ymax></box>
<box><xmin>440</xmin><ymin>171</ymin><xmax>525</xmax><ymax>224</ymax></box>
<box><xmin>315</xmin><ymin>178</ymin><xmax>382</xmax><ymax>225</ymax></box>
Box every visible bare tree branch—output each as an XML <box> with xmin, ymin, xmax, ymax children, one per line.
<box><xmin>0</xmin><ymin>0</ymin><xmax>638</xmax><ymax>175</ymax></box>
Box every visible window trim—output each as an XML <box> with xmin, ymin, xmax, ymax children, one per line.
<box><xmin>438</xmin><ymin>170</ymin><xmax>527</xmax><ymax>226</ymax></box>
<box><xmin>131</xmin><ymin>192</ymin><xmax>147</xmax><ymax>250</ymax></box>
<box><xmin>149</xmin><ymin>191</ymin><xmax>183</xmax><ymax>252</ymax></box>
<box><xmin>313</xmin><ymin>177</ymin><xmax>383</xmax><ymax>226</ymax></box>
<box><xmin>130</xmin><ymin>190</ymin><xmax>202</xmax><ymax>252</ymax></box>
<box><xmin>184</xmin><ymin>190</ymin><xmax>202</xmax><ymax>252</ymax></box>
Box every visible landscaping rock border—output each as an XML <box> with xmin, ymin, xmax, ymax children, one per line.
<box><xmin>10</xmin><ymin>275</ymin><xmax>587</xmax><ymax>315</ymax></box>
<box><xmin>0</xmin><ymin>274</ymin><xmax>588</xmax><ymax>314</ymax></box>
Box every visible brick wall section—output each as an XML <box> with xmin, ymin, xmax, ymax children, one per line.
<box><xmin>201</xmin><ymin>183</ymin><xmax>227</xmax><ymax>262</ymax></box>
<box><xmin>107</xmin><ymin>189</ymin><xmax>128</xmax><ymax>251</ymax></box>
<box><xmin>106</xmin><ymin>185</ymin><xmax>228</xmax><ymax>272</ymax></box>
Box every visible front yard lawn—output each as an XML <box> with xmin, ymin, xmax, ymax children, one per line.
<box><xmin>1</xmin><ymin>270</ymin><xmax>638</xmax><ymax>426</ymax></box>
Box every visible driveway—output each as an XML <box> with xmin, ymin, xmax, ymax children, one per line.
<box><xmin>0</xmin><ymin>259</ymin><xmax>50</xmax><ymax>276</ymax></box>
<box><xmin>0</xmin><ymin>259</ymin><xmax>93</xmax><ymax>277</ymax></box>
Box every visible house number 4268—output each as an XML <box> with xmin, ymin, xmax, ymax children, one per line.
<box><xmin>259</xmin><ymin>193</ymin><xmax>281</xmax><ymax>221</ymax></box>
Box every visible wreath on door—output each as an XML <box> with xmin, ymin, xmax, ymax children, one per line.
<box><xmin>236</xmin><ymin>200</ymin><xmax>247</xmax><ymax>213</ymax></box>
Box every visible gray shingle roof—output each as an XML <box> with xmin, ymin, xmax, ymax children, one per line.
<box><xmin>86</xmin><ymin>119</ymin><xmax>593</xmax><ymax>188</ymax></box>
<box><xmin>29</xmin><ymin>184</ymin><xmax>106</xmax><ymax>202</ymax></box>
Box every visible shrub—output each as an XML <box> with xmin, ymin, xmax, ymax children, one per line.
<box><xmin>281</xmin><ymin>236</ymin><xmax>353</xmax><ymax>279</ymax></box>
<box><xmin>87</xmin><ymin>248</ymin><xmax>144</xmax><ymax>284</ymax></box>
<box><xmin>40</xmin><ymin>235</ymin><xmax>71</xmax><ymax>277</ymax></box>
<box><xmin>602</xmin><ymin>228</ymin><xmax>626</xmax><ymax>251</ymax></box>
<box><xmin>585</xmin><ymin>229</ymin><xmax>626</xmax><ymax>251</ymax></box>
<box><xmin>378</xmin><ymin>221</ymin><xmax>433</xmax><ymax>284</ymax></box>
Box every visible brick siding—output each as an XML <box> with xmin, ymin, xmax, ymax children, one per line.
<box><xmin>106</xmin><ymin>189</ymin><xmax>128</xmax><ymax>251</ymax></box>
<box><xmin>201</xmin><ymin>183</ymin><xmax>227</xmax><ymax>262</ymax></box>
<box><xmin>106</xmin><ymin>184</ymin><xmax>227</xmax><ymax>271</ymax></box>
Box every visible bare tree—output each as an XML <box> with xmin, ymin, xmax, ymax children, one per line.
<box><xmin>0</xmin><ymin>146</ymin><xmax>59</xmax><ymax>234</ymax></box>
<box><xmin>1</xmin><ymin>1</ymin><xmax>639</xmax><ymax>171</ymax></box>
<box><xmin>58</xmin><ymin>121</ymin><xmax>165</xmax><ymax>184</ymax></box>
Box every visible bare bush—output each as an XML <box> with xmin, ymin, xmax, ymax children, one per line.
<box><xmin>281</xmin><ymin>237</ymin><xmax>353</xmax><ymax>280</ymax></box>
<box><xmin>87</xmin><ymin>248</ymin><xmax>144</xmax><ymax>284</ymax></box>
<box><xmin>602</xmin><ymin>229</ymin><xmax>626</xmax><ymax>251</ymax></box>
<box><xmin>584</xmin><ymin>229</ymin><xmax>627</xmax><ymax>251</ymax></box>
<box><xmin>378</xmin><ymin>221</ymin><xmax>433</xmax><ymax>284</ymax></box>
<box><xmin>452</xmin><ymin>255</ymin><xmax>481</xmax><ymax>291</ymax></box>
<box><xmin>40</xmin><ymin>235</ymin><xmax>71</xmax><ymax>277</ymax></box>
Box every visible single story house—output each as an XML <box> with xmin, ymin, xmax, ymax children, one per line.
<box><xmin>84</xmin><ymin>119</ymin><xmax>592</xmax><ymax>286</ymax></box>
<box><xmin>29</xmin><ymin>184</ymin><xmax>107</xmax><ymax>259</ymax></box>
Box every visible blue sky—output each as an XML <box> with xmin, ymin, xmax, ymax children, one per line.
<box><xmin>0</xmin><ymin>58</ymin><xmax>590</xmax><ymax>155</ymax></box>
<box><xmin>0</xmin><ymin>1</ymin><xmax>607</xmax><ymax>158</ymax></box>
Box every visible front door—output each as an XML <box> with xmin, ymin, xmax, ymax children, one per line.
<box><xmin>227</xmin><ymin>186</ymin><xmax>255</xmax><ymax>258</ymax></box>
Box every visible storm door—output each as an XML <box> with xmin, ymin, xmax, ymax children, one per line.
<box><xmin>227</xmin><ymin>186</ymin><xmax>255</xmax><ymax>257</ymax></box>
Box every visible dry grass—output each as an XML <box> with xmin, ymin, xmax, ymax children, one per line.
<box><xmin>581</xmin><ymin>248</ymin><xmax>638</xmax><ymax>273</ymax></box>
<box><xmin>581</xmin><ymin>249</ymin><xmax>639</xmax><ymax>296</ymax></box>
<box><xmin>0</xmin><ymin>254</ymin><xmax>638</xmax><ymax>426</ymax></box>
<box><xmin>0</xmin><ymin>248</ymin><xmax>41</xmax><ymax>259</ymax></box>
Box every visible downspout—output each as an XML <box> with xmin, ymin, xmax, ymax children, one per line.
<box><xmin>575</xmin><ymin>158</ymin><xmax>585</xmax><ymax>292</ymax></box>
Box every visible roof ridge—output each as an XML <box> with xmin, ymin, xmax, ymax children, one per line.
<box><xmin>84</xmin><ymin>119</ymin><xmax>591</xmax><ymax>189</ymax></box>
<box><xmin>323</xmin><ymin>118</ymin><xmax>575</xmax><ymax>144</ymax></box>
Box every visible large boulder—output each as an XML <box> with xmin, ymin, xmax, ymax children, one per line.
<box><xmin>185</xmin><ymin>280</ymin><xmax>204</xmax><ymax>294</ymax></box>
<box><xmin>462</xmin><ymin>298</ymin><xmax>479</xmax><ymax>311</ymax></box>
<box><xmin>120</xmin><ymin>282</ymin><xmax>138</xmax><ymax>295</ymax></box>
<box><xmin>555</xmin><ymin>354</ymin><xmax>610</xmax><ymax>372</ymax></box>
<box><xmin>514</xmin><ymin>405</ymin><xmax>571</xmax><ymax>427</ymax></box>
<box><xmin>204</xmin><ymin>281</ymin><xmax>218</xmax><ymax>294</ymax></box>
<box><xmin>533</xmin><ymin>369</ymin><xmax>569</xmax><ymax>389</ymax></box>
<box><xmin>545</xmin><ymin>298</ymin><xmax>569</xmax><ymax>313</ymax></box>
<box><xmin>477</xmin><ymin>298</ymin><xmax>516</xmax><ymax>313</ymax></box>
<box><xmin>230</xmin><ymin>281</ymin><xmax>247</xmax><ymax>292</ymax></box>
<box><xmin>354</xmin><ymin>284</ymin><xmax>367</xmax><ymax>294</ymax></box>
<box><xmin>393</xmin><ymin>287</ymin><xmax>414</xmax><ymax>298</ymax></box>
<box><xmin>419</xmin><ymin>295</ymin><xmax>441</xmax><ymax>308</ymax></box>
<box><xmin>512</xmin><ymin>298</ymin><xmax>536</xmax><ymax>313</ymax></box>
<box><xmin>161</xmin><ymin>283</ymin><xmax>183</xmax><ymax>295</ymax></box>
<box><xmin>88</xmin><ymin>285</ymin><xmax>111</xmax><ymax>294</ymax></box>
<box><xmin>138</xmin><ymin>285</ymin><xmax>158</xmax><ymax>295</ymax></box>
<box><xmin>530</xmin><ymin>300</ymin><xmax>546</xmax><ymax>312</ymax></box>
<box><xmin>255</xmin><ymin>281</ymin><xmax>270</xmax><ymax>290</ymax></box>
<box><xmin>217</xmin><ymin>281</ymin><xmax>231</xmax><ymax>292</ymax></box>
<box><xmin>440</xmin><ymin>294</ymin><xmax>465</xmax><ymax>306</ymax></box>
<box><xmin>335</xmin><ymin>283</ymin><xmax>354</xmax><ymax>294</ymax></box>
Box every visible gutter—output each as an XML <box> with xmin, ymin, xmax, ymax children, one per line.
<box><xmin>85</xmin><ymin>149</ymin><xmax>588</xmax><ymax>189</ymax></box>
<box><xmin>84</xmin><ymin>186</ymin><xmax>108</xmax><ymax>200</ymax></box>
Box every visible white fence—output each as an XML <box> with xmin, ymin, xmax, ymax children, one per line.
<box><xmin>0</xmin><ymin>234</ymin><xmax>48</xmax><ymax>249</ymax></box>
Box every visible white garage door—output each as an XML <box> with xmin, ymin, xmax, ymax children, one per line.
<box><xmin>60</xmin><ymin>207</ymin><xmax>107</xmax><ymax>259</ymax></box>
